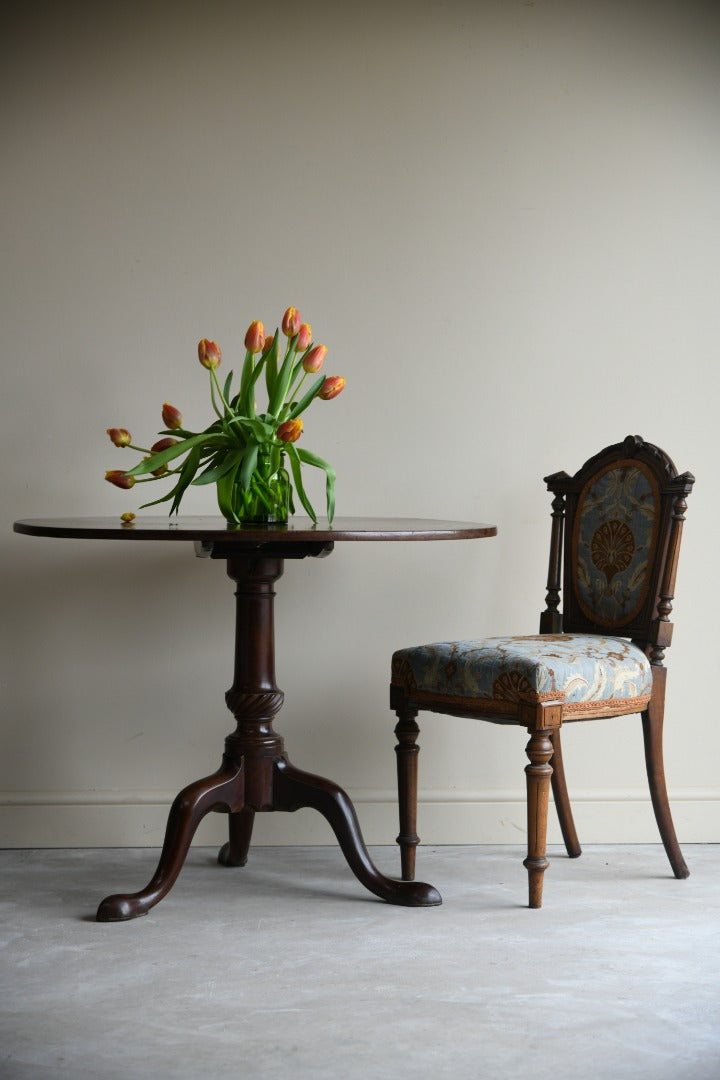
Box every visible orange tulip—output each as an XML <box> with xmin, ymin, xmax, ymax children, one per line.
<box><xmin>262</xmin><ymin>334</ymin><xmax>275</xmax><ymax>356</ymax></box>
<box><xmin>319</xmin><ymin>376</ymin><xmax>345</xmax><ymax>400</ymax></box>
<box><xmin>244</xmin><ymin>320</ymin><xmax>265</xmax><ymax>354</ymax></box>
<box><xmin>105</xmin><ymin>470</ymin><xmax>135</xmax><ymax>490</ymax></box>
<box><xmin>302</xmin><ymin>344</ymin><xmax>326</xmax><ymax>374</ymax></box>
<box><xmin>277</xmin><ymin>418</ymin><xmax>303</xmax><ymax>443</ymax></box>
<box><xmin>296</xmin><ymin>323</ymin><xmax>312</xmax><ymax>351</ymax></box>
<box><xmin>198</xmin><ymin>339</ymin><xmax>222</xmax><ymax>370</ymax></box>
<box><xmin>282</xmin><ymin>306</ymin><xmax>300</xmax><ymax>336</ymax></box>
<box><xmin>161</xmin><ymin>403</ymin><xmax>183</xmax><ymax>430</ymax></box>
<box><xmin>106</xmin><ymin>427</ymin><xmax>131</xmax><ymax>447</ymax></box>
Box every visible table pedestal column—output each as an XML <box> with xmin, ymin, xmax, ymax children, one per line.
<box><xmin>97</xmin><ymin>549</ymin><xmax>441</xmax><ymax>921</ymax></box>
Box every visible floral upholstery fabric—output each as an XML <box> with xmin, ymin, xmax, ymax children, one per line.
<box><xmin>391</xmin><ymin>633</ymin><xmax>653</xmax><ymax>717</ymax></box>
<box><xmin>573</xmin><ymin>461</ymin><xmax>659</xmax><ymax>627</ymax></box>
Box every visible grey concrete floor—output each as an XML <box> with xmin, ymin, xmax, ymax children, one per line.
<box><xmin>1</xmin><ymin>844</ymin><xmax>718</xmax><ymax>1079</ymax></box>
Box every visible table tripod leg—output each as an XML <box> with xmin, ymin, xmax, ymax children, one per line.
<box><xmin>96</xmin><ymin>759</ymin><xmax>244</xmax><ymax>922</ymax></box>
<box><xmin>273</xmin><ymin>758</ymin><xmax>441</xmax><ymax>907</ymax></box>
<box><xmin>218</xmin><ymin>808</ymin><xmax>256</xmax><ymax>867</ymax></box>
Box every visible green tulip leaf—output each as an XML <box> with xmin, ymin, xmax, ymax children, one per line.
<box><xmin>264</xmin><ymin>329</ymin><xmax>280</xmax><ymax>401</ymax></box>
<box><xmin>215</xmin><ymin>455</ymin><xmax>244</xmax><ymax>522</ymax></box>
<box><xmin>296</xmin><ymin>447</ymin><xmax>336</xmax><ymax>524</ymax></box>
<box><xmin>286</xmin><ymin>443</ymin><xmax>318</xmax><ymax>523</ymax></box>
<box><xmin>170</xmin><ymin>443</ymin><xmax>203</xmax><ymax>514</ymax></box>
<box><xmin>227</xmin><ymin>416</ymin><xmax>274</xmax><ymax>444</ymax></box>
<box><xmin>268</xmin><ymin>335</ymin><xmax>298</xmax><ymax>417</ymax></box>
<box><xmin>193</xmin><ymin>449</ymin><xmax>243</xmax><ymax>486</ymax></box>
<box><xmin>239</xmin><ymin>443</ymin><xmax>259</xmax><ymax>493</ymax></box>
<box><xmin>247</xmin><ymin>357</ymin><xmax>266</xmax><ymax>398</ymax></box>
<box><xmin>222</xmin><ymin>370</ymin><xmax>234</xmax><ymax>404</ymax></box>
<box><xmin>125</xmin><ymin>431</ymin><xmax>222</xmax><ymax>477</ymax></box>
<box><xmin>238</xmin><ymin>349</ymin><xmax>256</xmax><ymax>418</ymax></box>
<box><xmin>138</xmin><ymin>485</ymin><xmax>179</xmax><ymax>510</ymax></box>
<box><xmin>158</xmin><ymin>427</ymin><xmax>196</xmax><ymax>439</ymax></box>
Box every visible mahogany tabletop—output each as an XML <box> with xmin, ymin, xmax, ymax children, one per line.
<box><xmin>13</xmin><ymin>516</ymin><xmax>497</xmax><ymax>545</ymax></box>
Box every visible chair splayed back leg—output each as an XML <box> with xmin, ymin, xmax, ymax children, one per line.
<box><xmin>390</xmin><ymin>436</ymin><xmax>695</xmax><ymax>907</ymax></box>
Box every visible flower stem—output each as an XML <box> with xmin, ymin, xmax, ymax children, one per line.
<box><xmin>294</xmin><ymin>370</ymin><xmax>308</xmax><ymax>400</ymax></box>
<box><xmin>209</xmin><ymin>370</ymin><xmax>226</xmax><ymax>419</ymax></box>
<box><xmin>134</xmin><ymin>468</ymin><xmax>182</xmax><ymax>483</ymax></box>
<box><xmin>280</xmin><ymin>370</ymin><xmax>307</xmax><ymax>420</ymax></box>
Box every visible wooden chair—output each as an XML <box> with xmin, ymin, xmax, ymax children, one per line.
<box><xmin>390</xmin><ymin>436</ymin><xmax>695</xmax><ymax>907</ymax></box>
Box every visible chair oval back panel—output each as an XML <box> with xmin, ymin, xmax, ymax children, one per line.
<box><xmin>572</xmin><ymin>459</ymin><xmax>660</xmax><ymax>629</ymax></box>
<box><xmin>546</xmin><ymin>437</ymin><xmax>695</xmax><ymax>650</ymax></box>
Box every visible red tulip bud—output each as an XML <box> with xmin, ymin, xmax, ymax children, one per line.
<box><xmin>296</xmin><ymin>323</ymin><xmax>312</xmax><ymax>351</ymax></box>
<box><xmin>151</xmin><ymin>438</ymin><xmax>177</xmax><ymax>453</ymax></box>
<box><xmin>277</xmin><ymin>418</ymin><xmax>303</xmax><ymax>443</ymax></box>
<box><xmin>149</xmin><ymin>437</ymin><xmax>178</xmax><ymax>476</ymax></box>
<box><xmin>303</xmin><ymin>344</ymin><xmax>326</xmax><ymax>374</ymax></box>
<box><xmin>319</xmin><ymin>376</ymin><xmax>345</xmax><ymax>400</ymax></box>
<box><xmin>105</xmin><ymin>470</ymin><xmax>135</xmax><ymax>490</ymax></box>
<box><xmin>281</xmin><ymin>306</ymin><xmax>301</xmax><ymax>337</ymax></box>
<box><xmin>161</xmin><ymin>403</ymin><xmax>183</xmax><ymax>430</ymax></box>
<box><xmin>262</xmin><ymin>334</ymin><xmax>275</xmax><ymax>356</ymax></box>
<box><xmin>107</xmin><ymin>427</ymin><xmax>131</xmax><ymax>447</ymax></box>
<box><xmin>198</xmin><ymin>338</ymin><xmax>222</xmax><ymax>370</ymax></box>
<box><xmin>244</xmin><ymin>320</ymin><xmax>265</xmax><ymax>354</ymax></box>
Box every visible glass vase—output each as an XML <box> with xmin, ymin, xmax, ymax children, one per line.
<box><xmin>221</xmin><ymin>451</ymin><xmax>290</xmax><ymax>525</ymax></box>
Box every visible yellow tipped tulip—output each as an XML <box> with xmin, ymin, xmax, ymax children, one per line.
<box><xmin>296</xmin><ymin>323</ymin><xmax>312</xmax><ymax>352</ymax></box>
<box><xmin>319</xmin><ymin>376</ymin><xmax>345</xmax><ymax>400</ymax></box>
<box><xmin>198</xmin><ymin>339</ymin><xmax>222</xmax><ymax>369</ymax></box>
<box><xmin>105</xmin><ymin>470</ymin><xmax>135</xmax><ymax>490</ymax></box>
<box><xmin>277</xmin><ymin>418</ymin><xmax>303</xmax><ymax>443</ymax></box>
<box><xmin>303</xmin><ymin>344</ymin><xmax>326</xmax><ymax>374</ymax></box>
<box><xmin>107</xmin><ymin>427</ymin><xmax>131</xmax><ymax>447</ymax></box>
<box><xmin>244</xmin><ymin>321</ymin><xmax>265</xmax><ymax>354</ymax></box>
<box><xmin>282</xmin><ymin>306</ymin><xmax>300</xmax><ymax>337</ymax></box>
<box><xmin>161</xmin><ymin>403</ymin><xmax>183</xmax><ymax>430</ymax></box>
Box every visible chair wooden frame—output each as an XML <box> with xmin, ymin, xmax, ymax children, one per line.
<box><xmin>390</xmin><ymin>436</ymin><xmax>695</xmax><ymax>907</ymax></box>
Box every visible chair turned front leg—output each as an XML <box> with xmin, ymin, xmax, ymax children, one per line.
<box><xmin>523</xmin><ymin>730</ymin><xmax>554</xmax><ymax>909</ymax></box>
<box><xmin>394</xmin><ymin>709</ymin><xmax>420</xmax><ymax>881</ymax></box>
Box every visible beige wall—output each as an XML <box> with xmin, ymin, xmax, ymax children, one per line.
<box><xmin>2</xmin><ymin>0</ymin><xmax>718</xmax><ymax>848</ymax></box>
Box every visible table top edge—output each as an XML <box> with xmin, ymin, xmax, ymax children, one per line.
<box><xmin>13</xmin><ymin>516</ymin><xmax>497</xmax><ymax>543</ymax></box>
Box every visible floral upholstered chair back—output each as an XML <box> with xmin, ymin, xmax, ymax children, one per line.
<box><xmin>544</xmin><ymin>436</ymin><xmax>694</xmax><ymax>658</ymax></box>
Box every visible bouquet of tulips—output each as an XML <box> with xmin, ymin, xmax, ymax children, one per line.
<box><xmin>105</xmin><ymin>306</ymin><xmax>345</xmax><ymax>524</ymax></box>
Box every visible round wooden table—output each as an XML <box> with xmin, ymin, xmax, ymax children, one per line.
<box><xmin>13</xmin><ymin>516</ymin><xmax>497</xmax><ymax>920</ymax></box>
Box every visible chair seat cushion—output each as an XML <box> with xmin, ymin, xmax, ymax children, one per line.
<box><xmin>391</xmin><ymin>633</ymin><xmax>653</xmax><ymax>718</ymax></box>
